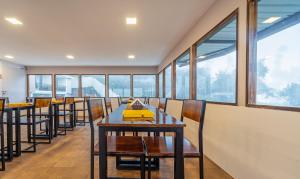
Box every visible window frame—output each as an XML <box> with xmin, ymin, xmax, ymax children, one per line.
<box><xmin>247</xmin><ymin>1</ymin><xmax>300</xmax><ymax>112</ymax></box>
<box><xmin>108</xmin><ymin>74</ymin><xmax>132</xmax><ymax>98</ymax></box>
<box><xmin>27</xmin><ymin>74</ymin><xmax>53</xmax><ymax>97</ymax></box>
<box><xmin>81</xmin><ymin>74</ymin><xmax>106</xmax><ymax>98</ymax></box>
<box><xmin>158</xmin><ymin>70</ymin><xmax>164</xmax><ymax>98</ymax></box>
<box><xmin>54</xmin><ymin>74</ymin><xmax>81</xmax><ymax>98</ymax></box>
<box><xmin>164</xmin><ymin>64</ymin><xmax>173</xmax><ymax>99</ymax></box>
<box><xmin>194</xmin><ymin>9</ymin><xmax>239</xmax><ymax>106</ymax></box>
<box><xmin>175</xmin><ymin>49</ymin><xmax>191</xmax><ymax>100</ymax></box>
<box><xmin>132</xmin><ymin>74</ymin><xmax>157</xmax><ymax>97</ymax></box>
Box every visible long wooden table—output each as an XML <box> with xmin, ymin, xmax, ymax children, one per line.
<box><xmin>97</xmin><ymin>104</ymin><xmax>186</xmax><ymax>179</ymax></box>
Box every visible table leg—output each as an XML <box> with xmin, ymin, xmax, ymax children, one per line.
<box><xmin>174</xmin><ymin>128</ymin><xmax>184</xmax><ymax>179</ymax></box>
<box><xmin>15</xmin><ymin>109</ymin><xmax>21</xmax><ymax>156</ymax></box>
<box><xmin>99</xmin><ymin>127</ymin><xmax>107</xmax><ymax>179</ymax></box>
<box><xmin>74</xmin><ymin>103</ymin><xmax>77</xmax><ymax>127</ymax></box>
<box><xmin>54</xmin><ymin>105</ymin><xmax>58</xmax><ymax>137</ymax></box>
<box><xmin>6</xmin><ymin>110</ymin><xmax>13</xmax><ymax>161</ymax></box>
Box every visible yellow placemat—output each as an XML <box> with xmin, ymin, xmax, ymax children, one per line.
<box><xmin>7</xmin><ymin>102</ymin><xmax>32</xmax><ymax>108</ymax></box>
<box><xmin>123</xmin><ymin>109</ymin><xmax>154</xmax><ymax>121</ymax></box>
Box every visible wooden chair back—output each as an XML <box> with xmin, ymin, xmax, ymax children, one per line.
<box><xmin>104</xmin><ymin>98</ymin><xmax>112</xmax><ymax>115</ymax></box>
<box><xmin>181</xmin><ymin>100</ymin><xmax>206</xmax><ymax>123</ymax></box>
<box><xmin>65</xmin><ymin>97</ymin><xmax>74</xmax><ymax>104</ymax></box>
<box><xmin>165</xmin><ymin>99</ymin><xmax>183</xmax><ymax>120</ymax></box>
<box><xmin>181</xmin><ymin>100</ymin><xmax>206</xmax><ymax>151</ymax></box>
<box><xmin>87</xmin><ymin>98</ymin><xmax>105</xmax><ymax>123</ymax></box>
<box><xmin>0</xmin><ymin>98</ymin><xmax>5</xmax><ymax>118</ymax></box>
<box><xmin>158</xmin><ymin>98</ymin><xmax>167</xmax><ymax>112</ymax></box>
<box><xmin>34</xmin><ymin>98</ymin><xmax>52</xmax><ymax>108</ymax></box>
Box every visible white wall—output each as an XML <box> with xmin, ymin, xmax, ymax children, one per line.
<box><xmin>159</xmin><ymin>0</ymin><xmax>300</xmax><ymax>178</ymax></box>
<box><xmin>0</xmin><ymin>60</ymin><xmax>26</xmax><ymax>102</ymax></box>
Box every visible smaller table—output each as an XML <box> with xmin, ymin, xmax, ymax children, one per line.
<box><xmin>4</xmin><ymin>102</ymin><xmax>34</xmax><ymax>160</ymax></box>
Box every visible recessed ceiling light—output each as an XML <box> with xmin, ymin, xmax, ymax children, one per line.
<box><xmin>4</xmin><ymin>55</ymin><xmax>14</xmax><ymax>59</ymax></box>
<box><xmin>5</xmin><ymin>17</ymin><xmax>23</xmax><ymax>25</ymax></box>
<box><xmin>198</xmin><ymin>56</ymin><xmax>206</xmax><ymax>59</ymax></box>
<box><xmin>262</xmin><ymin>17</ymin><xmax>281</xmax><ymax>24</ymax></box>
<box><xmin>128</xmin><ymin>55</ymin><xmax>135</xmax><ymax>59</ymax></box>
<box><xmin>126</xmin><ymin>17</ymin><xmax>137</xmax><ymax>25</ymax></box>
<box><xmin>66</xmin><ymin>55</ymin><xmax>75</xmax><ymax>59</ymax></box>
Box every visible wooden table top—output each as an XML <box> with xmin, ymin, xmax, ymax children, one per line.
<box><xmin>97</xmin><ymin>104</ymin><xmax>185</xmax><ymax>128</ymax></box>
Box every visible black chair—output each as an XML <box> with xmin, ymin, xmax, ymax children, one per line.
<box><xmin>26</xmin><ymin>98</ymin><xmax>53</xmax><ymax>145</ymax></box>
<box><xmin>74</xmin><ymin>97</ymin><xmax>88</xmax><ymax>126</ymax></box>
<box><xmin>87</xmin><ymin>98</ymin><xmax>146</xmax><ymax>179</ymax></box>
<box><xmin>58</xmin><ymin>97</ymin><xmax>75</xmax><ymax>132</ymax></box>
<box><xmin>144</xmin><ymin>100</ymin><xmax>206</xmax><ymax>179</ymax></box>
<box><xmin>0</xmin><ymin>98</ymin><xmax>5</xmax><ymax>171</ymax></box>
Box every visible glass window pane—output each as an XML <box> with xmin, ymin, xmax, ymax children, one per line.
<box><xmin>196</xmin><ymin>15</ymin><xmax>237</xmax><ymax>103</ymax></box>
<box><xmin>164</xmin><ymin>65</ymin><xmax>172</xmax><ymax>98</ymax></box>
<box><xmin>82</xmin><ymin>75</ymin><xmax>105</xmax><ymax>97</ymax></box>
<box><xmin>254</xmin><ymin>1</ymin><xmax>300</xmax><ymax>107</ymax></box>
<box><xmin>109</xmin><ymin>75</ymin><xmax>131</xmax><ymax>97</ymax></box>
<box><xmin>28</xmin><ymin>75</ymin><xmax>52</xmax><ymax>97</ymax></box>
<box><xmin>176</xmin><ymin>52</ymin><xmax>190</xmax><ymax>99</ymax></box>
<box><xmin>133</xmin><ymin>75</ymin><xmax>156</xmax><ymax>97</ymax></box>
<box><xmin>56</xmin><ymin>75</ymin><xmax>79</xmax><ymax>97</ymax></box>
<box><xmin>159</xmin><ymin>72</ymin><xmax>163</xmax><ymax>97</ymax></box>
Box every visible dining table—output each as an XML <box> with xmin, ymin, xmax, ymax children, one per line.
<box><xmin>97</xmin><ymin>104</ymin><xmax>186</xmax><ymax>179</ymax></box>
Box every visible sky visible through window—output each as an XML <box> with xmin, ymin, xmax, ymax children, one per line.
<box><xmin>256</xmin><ymin>23</ymin><xmax>300</xmax><ymax>107</ymax></box>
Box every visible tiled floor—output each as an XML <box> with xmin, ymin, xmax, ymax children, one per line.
<box><xmin>1</xmin><ymin>125</ymin><xmax>232</xmax><ymax>179</ymax></box>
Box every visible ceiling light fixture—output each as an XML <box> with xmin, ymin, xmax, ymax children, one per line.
<box><xmin>262</xmin><ymin>17</ymin><xmax>281</xmax><ymax>24</ymax></box>
<box><xmin>4</xmin><ymin>55</ymin><xmax>14</xmax><ymax>59</ymax></box>
<box><xmin>5</xmin><ymin>17</ymin><xmax>23</xmax><ymax>25</ymax></box>
<box><xmin>126</xmin><ymin>17</ymin><xmax>137</xmax><ymax>25</ymax></box>
<box><xmin>66</xmin><ymin>55</ymin><xmax>75</xmax><ymax>59</ymax></box>
<box><xmin>128</xmin><ymin>55</ymin><xmax>135</xmax><ymax>59</ymax></box>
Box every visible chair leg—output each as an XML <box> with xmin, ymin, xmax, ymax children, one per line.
<box><xmin>200</xmin><ymin>156</ymin><xmax>204</xmax><ymax>179</ymax></box>
<box><xmin>148</xmin><ymin>157</ymin><xmax>151</xmax><ymax>179</ymax></box>
<box><xmin>91</xmin><ymin>154</ymin><xmax>94</xmax><ymax>179</ymax></box>
<box><xmin>141</xmin><ymin>155</ymin><xmax>145</xmax><ymax>179</ymax></box>
<box><xmin>1</xmin><ymin>123</ymin><xmax>5</xmax><ymax>171</ymax></box>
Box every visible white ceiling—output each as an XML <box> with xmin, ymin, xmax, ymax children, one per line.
<box><xmin>0</xmin><ymin>0</ymin><xmax>215</xmax><ymax>66</ymax></box>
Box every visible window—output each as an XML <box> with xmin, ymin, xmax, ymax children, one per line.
<box><xmin>55</xmin><ymin>75</ymin><xmax>79</xmax><ymax>97</ymax></box>
<box><xmin>196</xmin><ymin>12</ymin><xmax>237</xmax><ymax>103</ymax></box>
<box><xmin>248</xmin><ymin>1</ymin><xmax>300</xmax><ymax>109</ymax></box>
<box><xmin>133</xmin><ymin>75</ymin><xmax>156</xmax><ymax>97</ymax></box>
<box><xmin>108</xmin><ymin>75</ymin><xmax>131</xmax><ymax>97</ymax></box>
<box><xmin>164</xmin><ymin>65</ymin><xmax>172</xmax><ymax>98</ymax></box>
<box><xmin>28</xmin><ymin>75</ymin><xmax>52</xmax><ymax>97</ymax></box>
<box><xmin>176</xmin><ymin>51</ymin><xmax>190</xmax><ymax>99</ymax></box>
<box><xmin>82</xmin><ymin>75</ymin><xmax>105</xmax><ymax>97</ymax></box>
<box><xmin>159</xmin><ymin>72</ymin><xmax>163</xmax><ymax>97</ymax></box>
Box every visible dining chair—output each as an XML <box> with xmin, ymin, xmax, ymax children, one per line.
<box><xmin>158</xmin><ymin>98</ymin><xmax>167</xmax><ymax>112</ymax></box>
<box><xmin>74</xmin><ymin>97</ymin><xmax>88</xmax><ymax>126</ymax></box>
<box><xmin>87</xmin><ymin>98</ymin><xmax>146</xmax><ymax>179</ymax></box>
<box><xmin>104</xmin><ymin>97</ymin><xmax>113</xmax><ymax>116</ymax></box>
<box><xmin>111</xmin><ymin>97</ymin><xmax>120</xmax><ymax>111</ymax></box>
<box><xmin>0</xmin><ymin>98</ymin><xmax>5</xmax><ymax>171</ymax></box>
<box><xmin>143</xmin><ymin>100</ymin><xmax>207</xmax><ymax>179</ymax></box>
<box><xmin>58</xmin><ymin>97</ymin><xmax>75</xmax><ymax>132</ymax></box>
<box><xmin>148</xmin><ymin>98</ymin><xmax>159</xmax><ymax>108</ymax></box>
<box><xmin>30</xmin><ymin>97</ymin><xmax>53</xmax><ymax>144</ymax></box>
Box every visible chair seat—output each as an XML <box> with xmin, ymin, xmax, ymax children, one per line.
<box><xmin>94</xmin><ymin>136</ymin><xmax>145</xmax><ymax>156</ymax></box>
<box><xmin>143</xmin><ymin>136</ymin><xmax>200</xmax><ymax>157</ymax></box>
